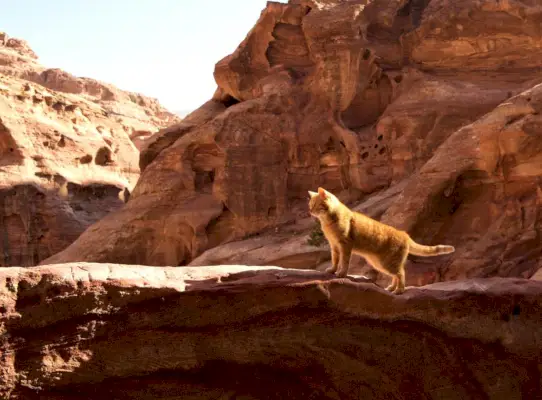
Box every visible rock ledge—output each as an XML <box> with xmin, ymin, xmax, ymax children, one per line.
<box><xmin>1</xmin><ymin>263</ymin><xmax>541</xmax><ymax>399</ymax></box>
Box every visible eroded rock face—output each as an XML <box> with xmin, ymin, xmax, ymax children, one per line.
<box><xmin>0</xmin><ymin>33</ymin><xmax>179</xmax><ymax>266</ymax></box>
<box><xmin>404</xmin><ymin>0</ymin><xmax>542</xmax><ymax>71</ymax></box>
<box><xmin>43</xmin><ymin>0</ymin><xmax>542</xmax><ymax>282</ymax></box>
<box><xmin>0</xmin><ymin>264</ymin><xmax>541</xmax><ymax>399</ymax></box>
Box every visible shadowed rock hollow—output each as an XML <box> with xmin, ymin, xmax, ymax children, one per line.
<box><xmin>1</xmin><ymin>264</ymin><xmax>541</xmax><ymax>399</ymax></box>
<box><xmin>43</xmin><ymin>0</ymin><xmax>542</xmax><ymax>285</ymax></box>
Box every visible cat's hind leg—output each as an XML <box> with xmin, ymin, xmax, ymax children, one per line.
<box><xmin>386</xmin><ymin>276</ymin><xmax>398</xmax><ymax>292</ymax></box>
<box><xmin>393</xmin><ymin>268</ymin><xmax>406</xmax><ymax>295</ymax></box>
<box><xmin>380</xmin><ymin>247</ymin><xmax>408</xmax><ymax>295</ymax></box>
<box><xmin>363</xmin><ymin>254</ymin><xmax>396</xmax><ymax>292</ymax></box>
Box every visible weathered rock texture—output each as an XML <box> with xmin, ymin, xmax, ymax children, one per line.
<box><xmin>1</xmin><ymin>263</ymin><xmax>541</xmax><ymax>399</ymax></box>
<box><xmin>44</xmin><ymin>0</ymin><xmax>542</xmax><ymax>285</ymax></box>
<box><xmin>0</xmin><ymin>32</ymin><xmax>179</xmax><ymax>267</ymax></box>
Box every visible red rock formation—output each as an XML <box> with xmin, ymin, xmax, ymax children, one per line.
<box><xmin>43</xmin><ymin>0</ymin><xmax>542</xmax><ymax>286</ymax></box>
<box><xmin>1</xmin><ymin>264</ymin><xmax>541</xmax><ymax>399</ymax></box>
<box><xmin>0</xmin><ymin>32</ymin><xmax>179</xmax><ymax>266</ymax></box>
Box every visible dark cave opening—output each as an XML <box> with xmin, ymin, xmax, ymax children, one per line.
<box><xmin>221</xmin><ymin>94</ymin><xmax>240</xmax><ymax>108</ymax></box>
<box><xmin>194</xmin><ymin>169</ymin><xmax>215</xmax><ymax>191</ymax></box>
<box><xmin>95</xmin><ymin>146</ymin><xmax>113</xmax><ymax>166</ymax></box>
<box><xmin>396</xmin><ymin>0</ymin><xmax>432</xmax><ymax>29</ymax></box>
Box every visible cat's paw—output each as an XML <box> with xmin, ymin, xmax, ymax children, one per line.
<box><xmin>325</xmin><ymin>267</ymin><xmax>337</xmax><ymax>274</ymax></box>
<box><xmin>385</xmin><ymin>285</ymin><xmax>396</xmax><ymax>292</ymax></box>
<box><xmin>392</xmin><ymin>287</ymin><xmax>405</xmax><ymax>295</ymax></box>
<box><xmin>335</xmin><ymin>270</ymin><xmax>348</xmax><ymax>278</ymax></box>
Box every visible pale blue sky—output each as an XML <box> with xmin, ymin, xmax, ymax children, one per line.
<box><xmin>2</xmin><ymin>0</ymin><xmax>286</xmax><ymax>113</ymax></box>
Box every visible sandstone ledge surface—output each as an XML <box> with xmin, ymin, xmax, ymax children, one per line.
<box><xmin>1</xmin><ymin>263</ymin><xmax>541</xmax><ymax>399</ymax></box>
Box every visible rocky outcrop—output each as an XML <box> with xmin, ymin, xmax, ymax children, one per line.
<box><xmin>0</xmin><ymin>33</ymin><xmax>179</xmax><ymax>266</ymax></box>
<box><xmin>1</xmin><ymin>264</ymin><xmax>541</xmax><ymax>399</ymax></box>
<box><xmin>0</xmin><ymin>33</ymin><xmax>37</xmax><ymax>60</ymax></box>
<box><xmin>0</xmin><ymin>32</ymin><xmax>178</xmax><ymax>131</ymax></box>
<box><xmin>43</xmin><ymin>0</ymin><xmax>542</xmax><ymax>285</ymax></box>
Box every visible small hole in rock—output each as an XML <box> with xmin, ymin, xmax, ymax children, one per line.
<box><xmin>512</xmin><ymin>304</ymin><xmax>521</xmax><ymax>316</ymax></box>
<box><xmin>526</xmin><ymin>97</ymin><xmax>531</xmax><ymax>102</ymax></box>
<box><xmin>340</xmin><ymin>140</ymin><xmax>346</xmax><ymax>148</ymax></box>
<box><xmin>361</xmin><ymin>152</ymin><xmax>369</xmax><ymax>160</ymax></box>
<box><xmin>394</xmin><ymin>75</ymin><xmax>403</xmax><ymax>83</ymax></box>
<box><xmin>221</xmin><ymin>94</ymin><xmax>240</xmax><ymax>108</ymax></box>
<box><xmin>362</xmin><ymin>49</ymin><xmax>371</xmax><ymax>60</ymax></box>
<box><xmin>48</xmin><ymin>286</ymin><xmax>63</xmax><ymax>297</ymax></box>
<box><xmin>195</xmin><ymin>170</ymin><xmax>215</xmax><ymax>190</ymax></box>
<box><xmin>52</xmin><ymin>102</ymin><xmax>64</xmax><ymax>111</ymax></box>
<box><xmin>79</xmin><ymin>154</ymin><xmax>93</xmax><ymax>164</ymax></box>
<box><xmin>18</xmin><ymin>280</ymin><xmax>30</xmax><ymax>291</ymax></box>
<box><xmin>377</xmin><ymin>135</ymin><xmax>383</xmax><ymax>141</ymax></box>
<box><xmin>374</xmin><ymin>144</ymin><xmax>378</xmax><ymax>149</ymax></box>
<box><xmin>379</xmin><ymin>147</ymin><xmax>387</xmax><ymax>155</ymax></box>
<box><xmin>95</xmin><ymin>147</ymin><xmax>113</xmax><ymax>166</ymax></box>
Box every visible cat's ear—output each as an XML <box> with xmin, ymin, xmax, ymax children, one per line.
<box><xmin>308</xmin><ymin>190</ymin><xmax>318</xmax><ymax>198</ymax></box>
<box><xmin>317</xmin><ymin>187</ymin><xmax>327</xmax><ymax>199</ymax></box>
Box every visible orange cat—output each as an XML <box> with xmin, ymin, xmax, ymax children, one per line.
<box><xmin>308</xmin><ymin>187</ymin><xmax>455</xmax><ymax>294</ymax></box>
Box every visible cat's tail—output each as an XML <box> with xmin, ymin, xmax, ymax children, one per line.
<box><xmin>408</xmin><ymin>238</ymin><xmax>455</xmax><ymax>257</ymax></box>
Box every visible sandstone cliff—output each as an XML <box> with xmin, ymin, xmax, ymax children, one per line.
<box><xmin>0</xmin><ymin>32</ymin><xmax>180</xmax><ymax>267</ymax></box>
<box><xmin>43</xmin><ymin>0</ymin><xmax>542</xmax><ymax>285</ymax></box>
<box><xmin>1</xmin><ymin>264</ymin><xmax>541</xmax><ymax>399</ymax></box>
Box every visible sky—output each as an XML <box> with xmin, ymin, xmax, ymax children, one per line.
<box><xmin>2</xmin><ymin>0</ymin><xmax>287</xmax><ymax>114</ymax></box>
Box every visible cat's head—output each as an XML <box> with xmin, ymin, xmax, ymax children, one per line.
<box><xmin>308</xmin><ymin>187</ymin><xmax>335</xmax><ymax>218</ymax></box>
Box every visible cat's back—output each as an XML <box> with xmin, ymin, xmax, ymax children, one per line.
<box><xmin>350</xmin><ymin>211</ymin><xmax>408</xmax><ymax>243</ymax></box>
<box><xmin>351</xmin><ymin>210</ymin><xmax>380</xmax><ymax>230</ymax></box>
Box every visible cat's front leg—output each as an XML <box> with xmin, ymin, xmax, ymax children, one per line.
<box><xmin>325</xmin><ymin>246</ymin><xmax>340</xmax><ymax>274</ymax></box>
<box><xmin>336</xmin><ymin>245</ymin><xmax>353</xmax><ymax>278</ymax></box>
